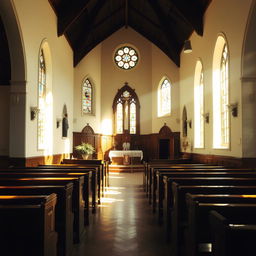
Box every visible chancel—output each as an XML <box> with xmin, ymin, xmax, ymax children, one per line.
<box><xmin>1</xmin><ymin>0</ymin><xmax>256</xmax><ymax>255</ymax></box>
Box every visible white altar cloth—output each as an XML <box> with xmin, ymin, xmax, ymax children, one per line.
<box><xmin>109</xmin><ymin>150</ymin><xmax>143</xmax><ymax>160</ymax></box>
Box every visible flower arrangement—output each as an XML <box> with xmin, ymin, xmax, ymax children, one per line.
<box><xmin>75</xmin><ymin>143</ymin><xmax>95</xmax><ymax>158</ymax></box>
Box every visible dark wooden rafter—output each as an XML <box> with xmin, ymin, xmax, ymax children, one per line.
<box><xmin>48</xmin><ymin>0</ymin><xmax>212</xmax><ymax>67</ymax></box>
<box><xmin>148</xmin><ymin>0</ymin><xmax>180</xmax><ymax>54</ymax></box>
<box><xmin>74</xmin><ymin>0</ymin><xmax>107</xmax><ymax>51</ymax></box>
<box><xmin>129</xmin><ymin>23</ymin><xmax>180</xmax><ymax>66</ymax></box>
<box><xmin>74</xmin><ymin>22</ymin><xmax>124</xmax><ymax>66</ymax></box>
<box><xmin>169</xmin><ymin>0</ymin><xmax>206</xmax><ymax>36</ymax></box>
<box><xmin>125</xmin><ymin>0</ymin><xmax>128</xmax><ymax>28</ymax></box>
<box><xmin>129</xmin><ymin>5</ymin><xmax>162</xmax><ymax>30</ymax></box>
<box><xmin>57</xmin><ymin>0</ymin><xmax>90</xmax><ymax>36</ymax></box>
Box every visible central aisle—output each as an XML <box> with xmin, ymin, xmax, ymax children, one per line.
<box><xmin>72</xmin><ymin>172</ymin><xmax>171</xmax><ymax>256</ymax></box>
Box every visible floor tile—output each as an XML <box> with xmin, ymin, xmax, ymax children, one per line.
<box><xmin>72</xmin><ymin>172</ymin><xmax>171</xmax><ymax>256</ymax></box>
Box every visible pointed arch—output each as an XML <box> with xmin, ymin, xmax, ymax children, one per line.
<box><xmin>113</xmin><ymin>82</ymin><xmax>140</xmax><ymax>135</ymax></box>
<box><xmin>212</xmin><ymin>34</ymin><xmax>230</xmax><ymax>149</ymax></box>
<box><xmin>37</xmin><ymin>40</ymin><xmax>53</xmax><ymax>151</ymax></box>
<box><xmin>82</xmin><ymin>76</ymin><xmax>94</xmax><ymax>115</ymax></box>
<box><xmin>158</xmin><ymin>77</ymin><xmax>171</xmax><ymax>117</ymax></box>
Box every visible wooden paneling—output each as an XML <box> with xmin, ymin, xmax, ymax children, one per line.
<box><xmin>73</xmin><ymin>131</ymin><xmax>181</xmax><ymax>161</ymax></box>
<box><xmin>182</xmin><ymin>152</ymin><xmax>256</xmax><ymax>168</ymax></box>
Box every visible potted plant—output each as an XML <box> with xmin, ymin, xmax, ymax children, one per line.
<box><xmin>74</xmin><ymin>142</ymin><xmax>95</xmax><ymax>159</ymax></box>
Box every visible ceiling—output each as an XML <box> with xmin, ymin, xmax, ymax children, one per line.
<box><xmin>48</xmin><ymin>0</ymin><xmax>212</xmax><ymax>67</ymax></box>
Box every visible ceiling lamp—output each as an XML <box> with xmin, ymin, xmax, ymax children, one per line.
<box><xmin>183</xmin><ymin>40</ymin><xmax>192</xmax><ymax>53</ymax></box>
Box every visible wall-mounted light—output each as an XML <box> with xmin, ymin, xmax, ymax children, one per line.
<box><xmin>183</xmin><ymin>40</ymin><xmax>192</xmax><ymax>53</ymax></box>
<box><xmin>202</xmin><ymin>113</ymin><xmax>210</xmax><ymax>123</ymax></box>
<box><xmin>30</xmin><ymin>106</ymin><xmax>39</xmax><ymax>121</ymax></box>
<box><xmin>227</xmin><ymin>103</ymin><xmax>238</xmax><ymax>117</ymax></box>
<box><xmin>186</xmin><ymin>119</ymin><xmax>192</xmax><ymax>128</ymax></box>
<box><xmin>56</xmin><ymin>118</ymin><xmax>62</xmax><ymax>128</ymax></box>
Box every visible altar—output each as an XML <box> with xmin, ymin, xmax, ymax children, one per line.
<box><xmin>109</xmin><ymin>150</ymin><xmax>143</xmax><ymax>165</ymax></box>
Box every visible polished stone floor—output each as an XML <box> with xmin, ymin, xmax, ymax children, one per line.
<box><xmin>72</xmin><ymin>172</ymin><xmax>171</xmax><ymax>256</ymax></box>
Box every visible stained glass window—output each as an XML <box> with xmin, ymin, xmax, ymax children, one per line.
<box><xmin>113</xmin><ymin>84</ymin><xmax>140</xmax><ymax>135</ymax></box>
<box><xmin>114</xmin><ymin>46</ymin><xmax>138</xmax><ymax>70</ymax></box>
<box><xmin>116</xmin><ymin>100</ymin><xmax>123</xmax><ymax>134</ymax></box>
<box><xmin>130</xmin><ymin>99</ymin><xmax>136</xmax><ymax>134</ymax></box>
<box><xmin>158</xmin><ymin>78</ymin><xmax>171</xmax><ymax>116</ymax></box>
<box><xmin>82</xmin><ymin>78</ymin><xmax>92</xmax><ymax>115</ymax></box>
<box><xmin>220</xmin><ymin>44</ymin><xmax>229</xmax><ymax>146</ymax></box>
<box><xmin>38</xmin><ymin>49</ymin><xmax>46</xmax><ymax>150</ymax></box>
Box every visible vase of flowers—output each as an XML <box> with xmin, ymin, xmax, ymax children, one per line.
<box><xmin>74</xmin><ymin>143</ymin><xmax>95</xmax><ymax>159</ymax></box>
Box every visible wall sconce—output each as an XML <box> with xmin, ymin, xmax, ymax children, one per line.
<box><xmin>186</xmin><ymin>119</ymin><xmax>192</xmax><ymax>128</ymax></box>
<box><xmin>56</xmin><ymin>118</ymin><xmax>62</xmax><ymax>128</ymax></box>
<box><xmin>30</xmin><ymin>106</ymin><xmax>39</xmax><ymax>121</ymax></box>
<box><xmin>202</xmin><ymin>113</ymin><xmax>210</xmax><ymax>123</ymax></box>
<box><xmin>183</xmin><ymin>40</ymin><xmax>192</xmax><ymax>53</ymax></box>
<box><xmin>227</xmin><ymin>103</ymin><xmax>238</xmax><ymax>117</ymax></box>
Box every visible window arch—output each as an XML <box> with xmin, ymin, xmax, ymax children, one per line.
<box><xmin>194</xmin><ymin>60</ymin><xmax>204</xmax><ymax>148</ymax></box>
<box><xmin>38</xmin><ymin>48</ymin><xmax>46</xmax><ymax>149</ymax></box>
<box><xmin>82</xmin><ymin>77</ymin><xmax>93</xmax><ymax>115</ymax></box>
<box><xmin>37</xmin><ymin>41</ymin><xmax>53</xmax><ymax>151</ymax></box>
<box><xmin>113</xmin><ymin>83</ymin><xmax>140</xmax><ymax>135</ymax></box>
<box><xmin>212</xmin><ymin>35</ymin><xmax>229</xmax><ymax>148</ymax></box>
<box><xmin>158</xmin><ymin>78</ymin><xmax>171</xmax><ymax>117</ymax></box>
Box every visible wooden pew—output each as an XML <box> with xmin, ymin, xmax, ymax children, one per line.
<box><xmin>0</xmin><ymin>177</ymin><xmax>85</xmax><ymax>243</ymax></box>
<box><xmin>162</xmin><ymin>176</ymin><xmax>256</xmax><ymax>243</ymax></box>
<box><xmin>0</xmin><ymin>184</ymin><xmax>73</xmax><ymax>256</ymax></box>
<box><xmin>0</xmin><ymin>171</ymin><xmax>90</xmax><ymax>225</ymax></box>
<box><xmin>0</xmin><ymin>194</ymin><xmax>57</xmax><ymax>256</ymax></box>
<box><xmin>61</xmin><ymin>159</ymin><xmax>107</xmax><ymax>198</ymax></box>
<box><xmin>185</xmin><ymin>195</ymin><xmax>256</xmax><ymax>256</ymax></box>
<box><xmin>210</xmin><ymin>210</ymin><xmax>256</xmax><ymax>256</ymax></box>
<box><xmin>143</xmin><ymin>158</ymin><xmax>192</xmax><ymax>191</ymax></box>
<box><xmin>148</xmin><ymin>164</ymin><xmax>224</xmax><ymax>203</ymax></box>
<box><xmin>156</xmin><ymin>170</ymin><xmax>256</xmax><ymax>221</ymax></box>
<box><xmin>171</xmin><ymin>184</ymin><xmax>256</xmax><ymax>256</ymax></box>
<box><xmin>20</xmin><ymin>165</ymin><xmax>99</xmax><ymax>211</ymax></box>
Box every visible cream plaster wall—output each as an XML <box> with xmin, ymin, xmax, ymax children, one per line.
<box><xmin>13</xmin><ymin>0</ymin><xmax>74</xmax><ymax>157</ymax></box>
<box><xmin>100</xmin><ymin>28</ymin><xmax>152</xmax><ymax>135</ymax></box>
<box><xmin>0</xmin><ymin>86</ymin><xmax>9</xmax><ymax>155</ymax></box>
<box><xmin>151</xmin><ymin>44</ymin><xmax>180</xmax><ymax>133</ymax></box>
<box><xmin>74</xmin><ymin>45</ymin><xmax>102</xmax><ymax>133</ymax></box>
<box><xmin>179</xmin><ymin>0</ymin><xmax>252</xmax><ymax>157</ymax></box>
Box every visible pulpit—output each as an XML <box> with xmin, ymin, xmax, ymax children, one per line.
<box><xmin>109</xmin><ymin>150</ymin><xmax>143</xmax><ymax>165</ymax></box>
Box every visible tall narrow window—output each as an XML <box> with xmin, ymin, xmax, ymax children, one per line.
<box><xmin>82</xmin><ymin>78</ymin><xmax>93</xmax><ymax>115</ymax></box>
<box><xmin>113</xmin><ymin>83</ymin><xmax>140</xmax><ymax>135</ymax></box>
<box><xmin>130</xmin><ymin>99</ymin><xmax>136</xmax><ymax>134</ymax></box>
<box><xmin>38</xmin><ymin>49</ymin><xmax>46</xmax><ymax>149</ymax></box>
<box><xmin>116</xmin><ymin>100</ymin><xmax>123</xmax><ymax>134</ymax></box>
<box><xmin>213</xmin><ymin>35</ymin><xmax>229</xmax><ymax>148</ymax></box>
<box><xmin>158</xmin><ymin>78</ymin><xmax>171</xmax><ymax>117</ymax></box>
<box><xmin>194</xmin><ymin>61</ymin><xmax>204</xmax><ymax>148</ymax></box>
<box><xmin>220</xmin><ymin>45</ymin><xmax>229</xmax><ymax>146</ymax></box>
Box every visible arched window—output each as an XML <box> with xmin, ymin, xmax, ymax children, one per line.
<box><xmin>194</xmin><ymin>60</ymin><xmax>204</xmax><ymax>148</ymax></box>
<box><xmin>213</xmin><ymin>35</ymin><xmax>229</xmax><ymax>148</ymax></box>
<box><xmin>158</xmin><ymin>78</ymin><xmax>171</xmax><ymax>117</ymax></box>
<box><xmin>113</xmin><ymin>83</ymin><xmax>140</xmax><ymax>135</ymax></box>
<box><xmin>38</xmin><ymin>48</ymin><xmax>46</xmax><ymax>149</ymax></box>
<box><xmin>82</xmin><ymin>78</ymin><xmax>93</xmax><ymax>115</ymax></box>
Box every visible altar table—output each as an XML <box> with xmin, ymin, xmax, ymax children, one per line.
<box><xmin>109</xmin><ymin>150</ymin><xmax>143</xmax><ymax>165</ymax></box>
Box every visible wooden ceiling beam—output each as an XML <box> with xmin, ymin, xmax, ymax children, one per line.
<box><xmin>74</xmin><ymin>0</ymin><xmax>108</xmax><ymax>51</ymax></box>
<box><xmin>57</xmin><ymin>0</ymin><xmax>90</xmax><ymax>36</ymax></box>
<box><xmin>74</xmin><ymin>22</ymin><xmax>124</xmax><ymax>66</ymax></box>
<box><xmin>170</xmin><ymin>0</ymin><xmax>208</xmax><ymax>36</ymax></box>
<box><xmin>148</xmin><ymin>0</ymin><xmax>180</xmax><ymax>53</ymax></box>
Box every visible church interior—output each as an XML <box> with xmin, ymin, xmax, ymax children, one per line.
<box><xmin>1</xmin><ymin>0</ymin><xmax>256</xmax><ymax>255</ymax></box>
